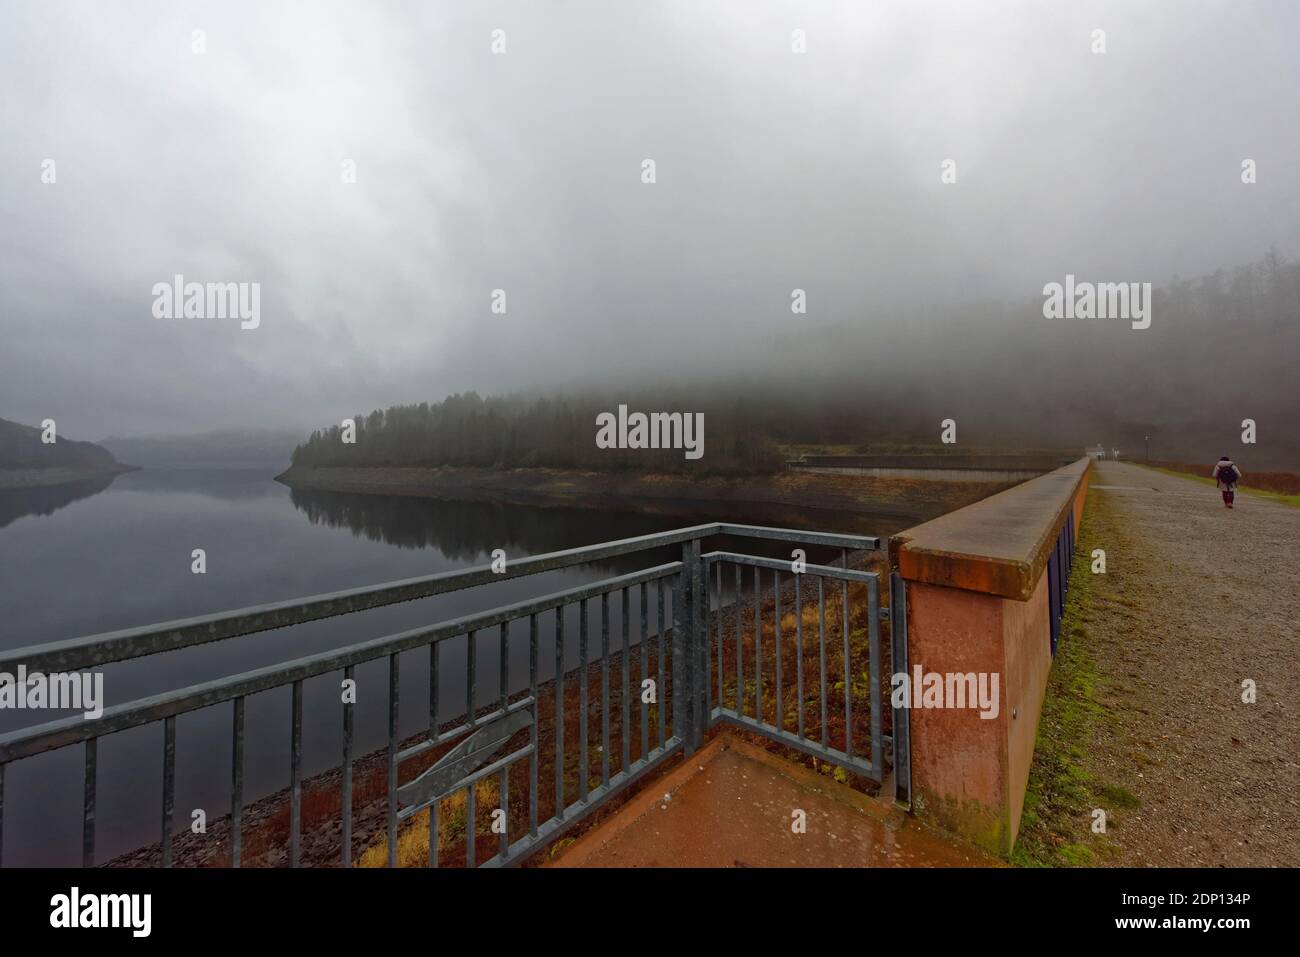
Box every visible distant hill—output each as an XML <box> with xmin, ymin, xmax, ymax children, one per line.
<box><xmin>100</xmin><ymin>428</ymin><xmax>303</xmax><ymax>469</ymax></box>
<box><xmin>0</xmin><ymin>417</ymin><xmax>132</xmax><ymax>488</ymax></box>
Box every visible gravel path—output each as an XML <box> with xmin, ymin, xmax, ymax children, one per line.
<box><xmin>1085</xmin><ymin>461</ymin><xmax>1299</xmax><ymax>866</ymax></box>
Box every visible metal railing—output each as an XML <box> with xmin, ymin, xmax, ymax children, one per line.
<box><xmin>703</xmin><ymin>553</ymin><xmax>883</xmax><ymax>780</ymax></box>
<box><xmin>1046</xmin><ymin>509</ymin><xmax>1077</xmax><ymax>656</ymax></box>
<box><xmin>0</xmin><ymin>521</ymin><xmax>902</xmax><ymax>868</ymax></box>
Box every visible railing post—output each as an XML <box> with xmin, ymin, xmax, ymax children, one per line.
<box><xmin>889</xmin><ymin>572</ymin><xmax>912</xmax><ymax>810</ymax></box>
<box><xmin>688</xmin><ymin>539</ymin><xmax>708</xmax><ymax>749</ymax></box>
<box><xmin>676</xmin><ymin>561</ymin><xmax>696</xmax><ymax>754</ymax></box>
<box><xmin>693</xmin><ymin>542</ymin><xmax>709</xmax><ymax>746</ymax></box>
<box><xmin>674</xmin><ymin>539</ymin><xmax>704</xmax><ymax>755</ymax></box>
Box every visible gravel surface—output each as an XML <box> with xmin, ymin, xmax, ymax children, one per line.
<box><xmin>1084</xmin><ymin>461</ymin><xmax>1299</xmax><ymax>866</ymax></box>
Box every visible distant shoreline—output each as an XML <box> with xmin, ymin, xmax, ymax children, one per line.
<box><xmin>275</xmin><ymin>464</ymin><xmax>1019</xmax><ymax>531</ymax></box>
<box><xmin>0</xmin><ymin>464</ymin><xmax>137</xmax><ymax>490</ymax></box>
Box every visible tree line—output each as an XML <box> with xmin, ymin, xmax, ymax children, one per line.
<box><xmin>290</xmin><ymin>251</ymin><xmax>1300</xmax><ymax>473</ymax></box>
<box><xmin>290</xmin><ymin>393</ymin><xmax>785</xmax><ymax>474</ymax></box>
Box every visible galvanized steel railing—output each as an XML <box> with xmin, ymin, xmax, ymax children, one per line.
<box><xmin>1046</xmin><ymin>509</ymin><xmax>1077</xmax><ymax>657</ymax></box>
<box><xmin>704</xmin><ymin>552</ymin><xmax>883</xmax><ymax>780</ymax></box>
<box><xmin>0</xmin><ymin>522</ymin><xmax>903</xmax><ymax>868</ymax></box>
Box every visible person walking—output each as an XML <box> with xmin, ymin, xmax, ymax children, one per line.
<box><xmin>1212</xmin><ymin>455</ymin><xmax>1242</xmax><ymax>508</ymax></box>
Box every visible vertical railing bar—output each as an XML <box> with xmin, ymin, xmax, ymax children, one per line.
<box><xmin>429</xmin><ymin>799</ymin><xmax>439</xmax><ymax>869</ymax></box>
<box><xmin>499</xmin><ymin>622</ymin><xmax>509</xmax><ymax>710</ymax></box>
<box><xmin>528</xmin><ymin>614</ymin><xmax>538</xmax><ymax>838</ymax></box>
<box><xmin>467</xmin><ymin>630</ymin><xmax>477</xmax><ymax>728</ymax></box>
<box><xmin>869</xmin><ymin>576</ymin><xmax>883</xmax><ymax>777</ymax></box>
<box><xmin>678</xmin><ymin>540</ymin><xmax>702</xmax><ymax>754</ymax></box>
<box><xmin>774</xmin><ymin>570</ymin><xmax>783</xmax><ymax>733</ymax></box>
<box><xmin>671</xmin><ymin>570</ymin><xmax>684</xmax><ymax>746</ymax></box>
<box><xmin>694</xmin><ymin>541</ymin><xmax>707</xmax><ymax>746</ymax></box>
<box><xmin>428</xmin><ymin>645</ymin><xmax>440</xmax><ymax>869</ymax></box>
<box><xmin>715</xmin><ymin>561</ymin><xmax>724</xmax><ymax>713</ymax></box>
<box><xmin>384</xmin><ymin>656</ymin><xmax>397</xmax><ymax>867</ymax></box>
<box><xmin>702</xmin><ymin>558</ymin><xmax>712</xmax><ymax>723</ymax></box>
<box><xmin>890</xmin><ymin>572</ymin><xmax>912</xmax><ymax>808</ymax></box>
<box><xmin>753</xmin><ymin>565</ymin><xmax>762</xmax><ymax>723</ymax></box>
<box><xmin>429</xmin><ymin>640</ymin><xmax>440</xmax><ymax>733</ymax></box>
<box><xmin>579</xmin><ymin>598</ymin><xmax>590</xmax><ymax>803</ymax></box>
<box><xmin>657</xmin><ymin>579</ymin><xmax>666</xmax><ymax>747</ymax></box>
<box><xmin>495</xmin><ymin>623</ymin><xmax>511</xmax><ymax>861</ymax></box>
<box><xmin>818</xmin><ymin>577</ymin><xmax>828</xmax><ymax>748</ymax></box>
<box><xmin>161</xmin><ymin>715</ymin><xmax>176</xmax><ymax>868</ymax></box>
<box><xmin>466</xmin><ymin>784</ymin><xmax>476</xmax><ymax>868</ymax></box>
<box><xmin>621</xmin><ymin>585</ymin><xmax>631</xmax><ymax>772</ymax></box>
<box><xmin>82</xmin><ymin>737</ymin><xmax>96</xmax><ymax>868</ymax></box>
<box><xmin>232</xmin><ymin>695</ymin><xmax>244</xmax><ymax>867</ymax></box>
<box><xmin>291</xmin><ymin>678</ymin><xmax>304</xmax><ymax>868</ymax></box>
<box><xmin>498</xmin><ymin>764</ymin><xmax>509</xmax><ymax>862</ymax></box>
<box><xmin>796</xmin><ymin>573</ymin><xmax>805</xmax><ymax>740</ymax></box>
<box><xmin>640</xmin><ymin>581</ymin><xmax>650</xmax><ymax>761</ymax></box>
<box><xmin>735</xmin><ymin>564</ymin><xmax>743</xmax><ymax>716</ymax></box>
<box><xmin>554</xmin><ymin>608</ymin><xmax>564</xmax><ymax>821</ymax></box>
<box><xmin>428</xmin><ymin>641</ymin><xmax>441</xmax><ymax>866</ymax></box>
<box><xmin>842</xmin><ymin>548</ymin><xmax>853</xmax><ymax>760</ymax></box>
<box><xmin>341</xmin><ymin>666</ymin><xmax>353</xmax><ymax>868</ymax></box>
<box><xmin>601</xmin><ymin>593</ymin><xmax>611</xmax><ymax>786</ymax></box>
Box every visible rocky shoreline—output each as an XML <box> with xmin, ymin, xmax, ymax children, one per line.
<box><xmin>0</xmin><ymin>464</ymin><xmax>137</xmax><ymax>490</ymax></box>
<box><xmin>275</xmin><ymin>464</ymin><xmax>1015</xmax><ymax>533</ymax></box>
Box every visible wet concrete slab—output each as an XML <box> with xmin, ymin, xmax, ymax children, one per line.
<box><xmin>549</xmin><ymin>735</ymin><xmax>999</xmax><ymax>868</ymax></box>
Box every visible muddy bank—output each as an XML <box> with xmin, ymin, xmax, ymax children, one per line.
<box><xmin>276</xmin><ymin>465</ymin><xmax>1016</xmax><ymax>533</ymax></box>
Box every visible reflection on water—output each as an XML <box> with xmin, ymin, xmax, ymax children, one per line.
<box><xmin>285</xmin><ymin>481</ymin><xmax>902</xmax><ymax>571</ymax></box>
<box><xmin>288</xmin><ymin>485</ymin><xmax>683</xmax><ymax>568</ymax></box>
<box><xmin>0</xmin><ymin>473</ymin><xmax>118</xmax><ymax>529</ymax></box>
<box><xmin>0</xmin><ymin>468</ymin><xmax>900</xmax><ymax>866</ymax></box>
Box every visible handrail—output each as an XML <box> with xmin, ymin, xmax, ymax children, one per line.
<box><xmin>0</xmin><ymin>563</ymin><xmax>683</xmax><ymax>763</ymax></box>
<box><xmin>702</xmin><ymin>551</ymin><xmax>879</xmax><ymax>584</ymax></box>
<box><xmin>1</xmin><ymin>523</ymin><xmax>877</xmax><ymax>673</ymax></box>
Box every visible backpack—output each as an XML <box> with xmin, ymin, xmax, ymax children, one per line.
<box><xmin>1218</xmin><ymin>463</ymin><xmax>1238</xmax><ymax>484</ymax></box>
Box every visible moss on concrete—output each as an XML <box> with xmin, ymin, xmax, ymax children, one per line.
<box><xmin>917</xmin><ymin>788</ymin><xmax>1010</xmax><ymax>856</ymax></box>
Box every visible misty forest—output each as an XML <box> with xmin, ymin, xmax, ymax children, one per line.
<box><xmin>291</xmin><ymin>250</ymin><xmax>1300</xmax><ymax>473</ymax></box>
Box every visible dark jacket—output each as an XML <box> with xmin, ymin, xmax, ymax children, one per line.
<box><xmin>1212</xmin><ymin>460</ymin><xmax>1241</xmax><ymax>490</ymax></box>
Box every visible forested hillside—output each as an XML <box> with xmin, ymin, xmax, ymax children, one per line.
<box><xmin>0</xmin><ymin>417</ymin><xmax>122</xmax><ymax>470</ymax></box>
<box><xmin>289</xmin><ymin>252</ymin><xmax>1300</xmax><ymax>473</ymax></box>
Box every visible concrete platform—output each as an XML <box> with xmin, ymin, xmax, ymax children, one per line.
<box><xmin>548</xmin><ymin>735</ymin><xmax>998</xmax><ymax>868</ymax></box>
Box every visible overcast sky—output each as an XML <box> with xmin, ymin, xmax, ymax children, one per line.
<box><xmin>2</xmin><ymin>0</ymin><xmax>1298</xmax><ymax>440</ymax></box>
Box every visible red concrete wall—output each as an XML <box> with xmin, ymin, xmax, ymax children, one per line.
<box><xmin>895</xmin><ymin>458</ymin><xmax>1091</xmax><ymax>854</ymax></box>
<box><xmin>1072</xmin><ymin>462</ymin><xmax>1089</xmax><ymax>529</ymax></box>
<box><xmin>905</xmin><ymin>582</ymin><xmax>1008</xmax><ymax>843</ymax></box>
<box><xmin>1002</xmin><ymin>571</ymin><xmax>1051</xmax><ymax>840</ymax></box>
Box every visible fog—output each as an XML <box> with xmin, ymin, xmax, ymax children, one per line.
<box><xmin>2</xmin><ymin>0</ymin><xmax>1297</xmax><ymax>459</ymax></box>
